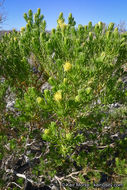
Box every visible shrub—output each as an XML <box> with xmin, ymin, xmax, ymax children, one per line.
<box><xmin>0</xmin><ymin>8</ymin><xmax>127</xmax><ymax>189</ymax></box>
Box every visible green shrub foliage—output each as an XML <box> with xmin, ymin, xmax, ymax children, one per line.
<box><xmin>0</xmin><ymin>8</ymin><xmax>127</xmax><ymax>189</ymax></box>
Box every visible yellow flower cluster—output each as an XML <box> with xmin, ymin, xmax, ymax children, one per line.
<box><xmin>61</xmin><ymin>23</ymin><xmax>67</xmax><ymax>30</ymax></box>
<box><xmin>63</xmin><ymin>78</ymin><xmax>67</xmax><ymax>83</ymax></box>
<box><xmin>36</xmin><ymin>97</ymin><xmax>42</xmax><ymax>104</ymax></box>
<box><xmin>63</xmin><ymin>61</ymin><xmax>72</xmax><ymax>72</ymax></box>
<box><xmin>58</xmin><ymin>19</ymin><xmax>63</xmax><ymax>26</ymax></box>
<box><xmin>14</xmin><ymin>37</ymin><xmax>17</xmax><ymax>41</ymax></box>
<box><xmin>75</xmin><ymin>95</ymin><xmax>80</xmax><ymax>102</ymax></box>
<box><xmin>58</xmin><ymin>19</ymin><xmax>67</xmax><ymax>30</ymax></box>
<box><xmin>20</xmin><ymin>27</ymin><xmax>25</xmax><ymax>32</ymax></box>
<box><xmin>44</xmin><ymin>129</ymin><xmax>50</xmax><ymax>135</ymax></box>
<box><xmin>54</xmin><ymin>90</ymin><xmax>62</xmax><ymax>102</ymax></box>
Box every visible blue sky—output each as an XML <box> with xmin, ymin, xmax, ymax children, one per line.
<box><xmin>0</xmin><ymin>0</ymin><xmax>127</xmax><ymax>31</ymax></box>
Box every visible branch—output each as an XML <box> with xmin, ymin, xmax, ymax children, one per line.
<box><xmin>7</xmin><ymin>182</ymin><xmax>22</xmax><ymax>189</ymax></box>
<box><xmin>52</xmin><ymin>171</ymin><xmax>81</xmax><ymax>189</ymax></box>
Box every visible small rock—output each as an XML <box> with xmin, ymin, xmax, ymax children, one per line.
<box><xmin>41</xmin><ymin>82</ymin><xmax>52</xmax><ymax>94</ymax></box>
